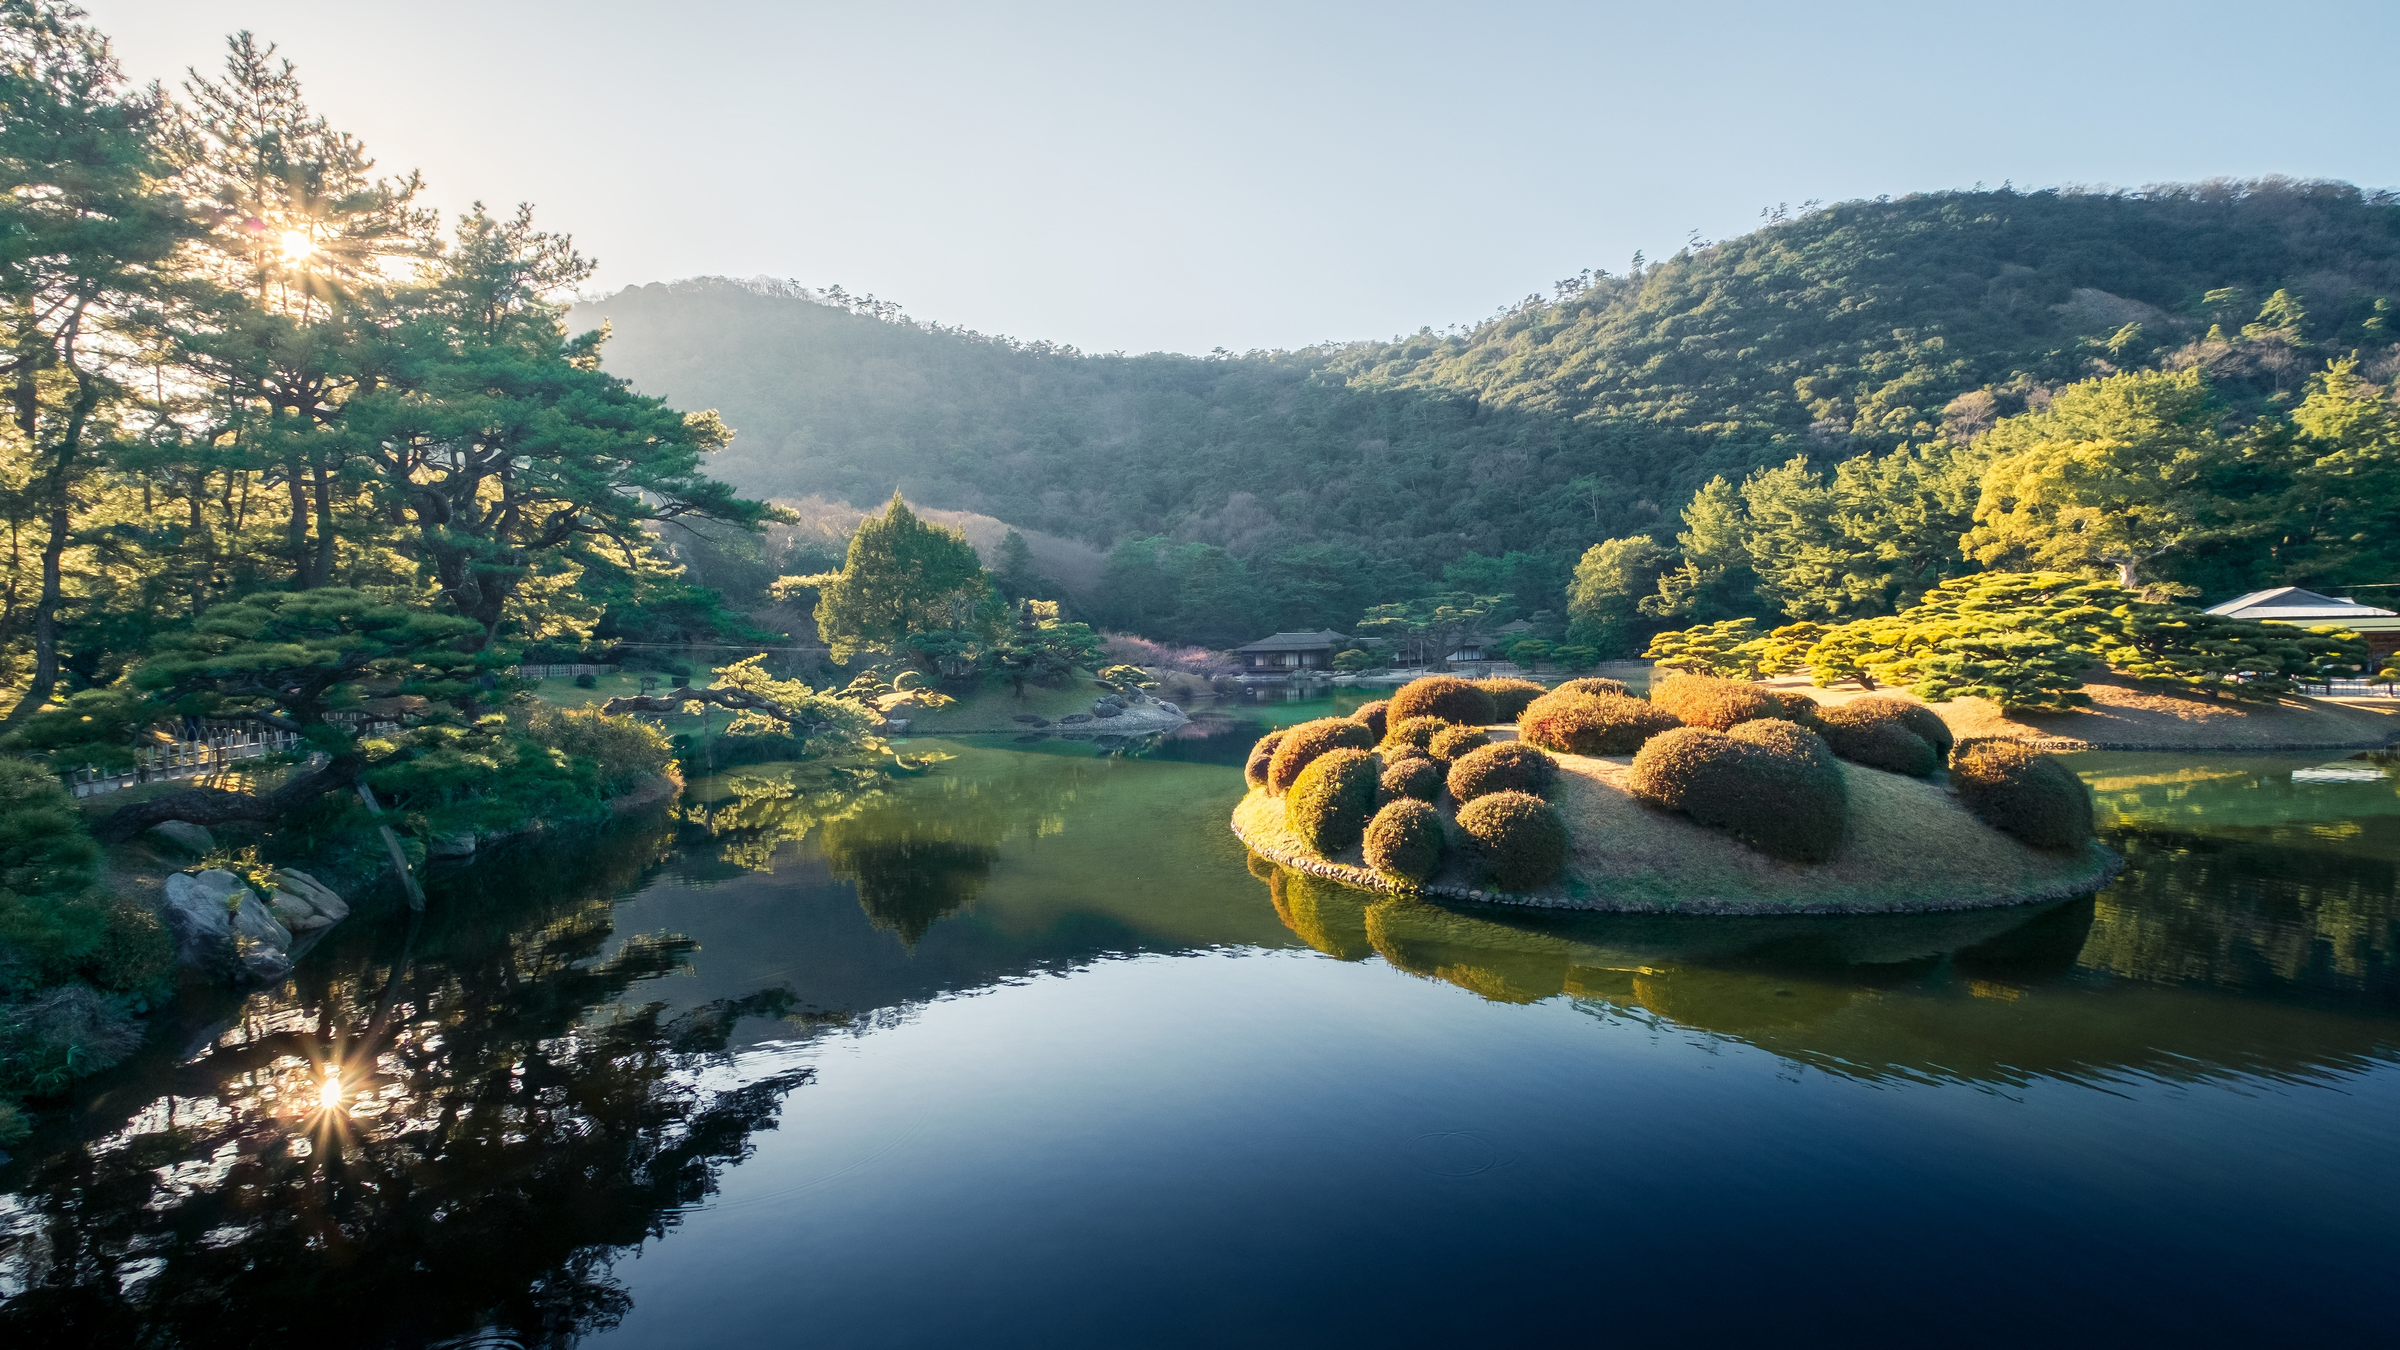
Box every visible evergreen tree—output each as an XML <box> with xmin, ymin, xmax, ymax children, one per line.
<box><xmin>1564</xmin><ymin>535</ymin><xmax>1666</xmax><ymax>655</ymax></box>
<box><xmin>803</xmin><ymin>492</ymin><xmax>993</xmax><ymax>661</ymax></box>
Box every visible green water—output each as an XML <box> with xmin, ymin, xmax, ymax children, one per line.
<box><xmin>1</xmin><ymin>707</ymin><xmax>2393</xmax><ymax>1346</ymax></box>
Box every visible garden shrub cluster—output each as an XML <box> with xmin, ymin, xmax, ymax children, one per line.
<box><xmin>1813</xmin><ymin>698</ymin><xmax>1946</xmax><ymax>777</ymax></box>
<box><xmin>1350</xmin><ymin>699</ymin><xmax>1390</xmax><ymax>740</ymax></box>
<box><xmin>1629</xmin><ymin>721</ymin><xmax>1850</xmax><ymax>862</ymax></box>
<box><xmin>1381</xmin><ymin>715</ymin><xmax>1458</xmax><ymax>756</ymax></box>
<box><xmin>1472</xmin><ymin>678</ymin><xmax>1546</xmax><ymax>720</ymax></box>
<box><xmin>1364</xmin><ymin>798</ymin><xmax>1446</xmax><ymax>882</ymax></box>
<box><xmin>1455</xmin><ymin>790</ymin><xmax>1568</xmax><ymax>891</ymax></box>
<box><xmin>1950</xmin><ymin>740</ymin><xmax>2095</xmax><ymax>850</ymax></box>
<box><xmin>1287</xmin><ymin>748</ymin><xmax>1382</xmax><ymax>855</ymax></box>
<box><xmin>1517</xmin><ymin>688</ymin><xmax>1682</xmax><ymax>755</ymax></box>
<box><xmin>1552</xmin><ymin>677</ymin><xmax>1629</xmax><ymax>699</ymax></box>
<box><xmin>1447</xmin><ymin>742</ymin><xmax>1559</xmax><ymax>803</ymax></box>
<box><xmin>1245</xmin><ymin>730</ymin><xmax>1288</xmax><ymax>789</ymax></box>
<box><xmin>1388</xmin><ymin>676</ymin><xmax>1495</xmax><ymax>727</ymax></box>
<box><xmin>1378</xmin><ymin>755</ymin><xmax>1444</xmax><ymax>804</ymax></box>
<box><xmin>1267</xmin><ymin>718</ymin><xmax>1376</xmax><ymax>793</ymax></box>
<box><xmin>1426</xmin><ymin>724</ymin><xmax>1491</xmax><ymax>767</ymax></box>
<box><xmin>1648</xmin><ymin>673</ymin><xmax>1798</xmax><ymax>732</ymax></box>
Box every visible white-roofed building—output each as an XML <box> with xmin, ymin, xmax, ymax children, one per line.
<box><xmin>2205</xmin><ymin>587</ymin><xmax>2400</xmax><ymax>665</ymax></box>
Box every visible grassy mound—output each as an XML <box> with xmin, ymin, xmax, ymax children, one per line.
<box><xmin>1630</xmin><ymin>721</ymin><xmax>1849</xmax><ymax>863</ymax></box>
<box><xmin>1382</xmin><ymin>715</ymin><xmax>1459</xmax><ymax>756</ymax></box>
<box><xmin>1364</xmin><ymin>798</ymin><xmax>1446</xmax><ymax>882</ymax></box>
<box><xmin>1427</xmin><ymin>724</ymin><xmax>1492</xmax><ymax>767</ymax></box>
<box><xmin>1447</xmin><ymin>742</ymin><xmax>1559</xmax><ymax>803</ymax></box>
<box><xmin>1519</xmin><ymin>689</ymin><xmax>1681</xmax><ymax>755</ymax></box>
<box><xmin>1649</xmin><ymin>673</ymin><xmax>1802</xmax><ymax>731</ymax></box>
<box><xmin>1456</xmin><ymin>790</ymin><xmax>1569</xmax><ymax>891</ymax></box>
<box><xmin>1951</xmin><ymin>740</ymin><xmax>2095</xmax><ymax>850</ymax></box>
<box><xmin>1379</xmin><ymin>756</ymin><xmax>1444</xmax><ymax>804</ymax></box>
<box><xmin>1287</xmin><ymin>748</ymin><xmax>1381</xmax><ymax>854</ymax></box>
<box><xmin>1268</xmin><ymin>717</ymin><xmax>1376</xmax><ymax>793</ymax></box>
<box><xmin>1474</xmin><ymin>678</ymin><xmax>1546</xmax><ymax>720</ymax></box>
<box><xmin>1390</xmin><ymin>676</ymin><xmax>1496</xmax><ymax>727</ymax></box>
<box><xmin>1245</xmin><ymin>730</ymin><xmax>1287</xmax><ymax>790</ymax></box>
<box><xmin>1351</xmin><ymin>699</ymin><xmax>1390</xmax><ymax>740</ymax></box>
<box><xmin>1815</xmin><ymin>699</ymin><xmax>1941</xmax><ymax>776</ymax></box>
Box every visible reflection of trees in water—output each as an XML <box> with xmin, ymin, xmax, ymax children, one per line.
<box><xmin>2081</xmin><ymin>831</ymin><xmax>2398</xmax><ymax>1003</ymax></box>
<box><xmin>688</xmin><ymin>759</ymin><xmax>1098</xmax><ymax>948</ymax></box>
<box><xmin>0</xmin><ymin>826</ymin><xmax>825</xmax><ymax>1348</ymax></box>
<box><xmin>1247</xmin><ymin>845</ymin><xmax>2400</xmax><ymax>1087</ymax></box>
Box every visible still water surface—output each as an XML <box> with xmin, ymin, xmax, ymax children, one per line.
<box><xmin>3</xmin><ymin>697</ymin><xmax>2395</xmax><ymax>1346</ymax></box>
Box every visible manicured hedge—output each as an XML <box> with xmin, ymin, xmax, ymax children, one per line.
<box><xmin>1364</xmin><ymin>798</ymin><xmax>1446</xmax><ymax>882</ymax></box>
<box><xmin>1628</xmin><ymin>720</ymin><xmax>1850</xmax><ymax>862</ymax></box>
<box><xmin>1427</xmin><ymin>724</ymin><xmax>1492</xmax><ymax>767</ymax></box>
<box><xmin>1378</xmin><ymin>755</ymin><xmax>1445</xmax><ymax>804</ymax></box>
<box><xmin>1518</xmin><ymin>689</ymin><xmax>1683</xmax><ymax>755</ymax></box>
<box><xmin>1553</xmin><ymin>677</ymin><xmax>1629</xmax><ymax>699</ymax></box>
<box><xmin>1473</xmin><ymin>678</ymin><xmax>1546</xmax><ymax>720</ymax></box>
<box><xmin>1351</xmin><ymin>699</ymin><xmax>1390</xmax><ymax>740</ymax></box>
<box><xmin>1447</xmin><ymin>741</ymin><xmax>1559</xmax><ymax>803</ymax></box>
<box><xmin>1245</xmin><ymin>730</ymin><xmax>1287</xmax><ymax>789</ymax></box>
<box><xmin>1389</xmin><ymin>675</ymin><xmax>1497</xmax><ymax>727</ymax></box>
<box><xmin>1267</xmin><ymin>718</ymin><xmax>1377</xmax><ymax>794</ymax></box>
<box><xmin>1381</xmin><ymin>715</ymin><xmax>1459</xmax><ymax>756</ymax></box>
<box><xmin>1891</xmin><ymin>701</ymin><xmax>1954</xmax><ymax>763</ymax></box>
<box><xmin>1814</xmin><ymin>698</ymin><xmax>1941</xmax><ymax>777</ymax></box>
<box><xmin>1950</xmin><ymin>740</ymin><xmax>2094</xmax><ymax>851</ymax></box>
<box><xmin>1287</xmin><ymin>748</ymin><xmax>1382</xmax><ymax>855</ymax></box>
<box><xmin>1455</xmin><ymin>790</ymin><xmax>1569</xmax><ymax>891</ymax></box>
<box><xmin>1649</xmin><ymin>673</ymin><xmax>1792</xmax><ymax>731</ymax></box>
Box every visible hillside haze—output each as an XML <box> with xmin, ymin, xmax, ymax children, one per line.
<box><xmin>574</xmin><ymin>179</ymin><xmax>2400</xmax><ymax>596</ymax></box>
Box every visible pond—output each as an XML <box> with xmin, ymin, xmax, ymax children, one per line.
<box><xmin>3</xmin><ymin>698</ymin><xmax>2395</xmax><ymax>1346</ymax></box>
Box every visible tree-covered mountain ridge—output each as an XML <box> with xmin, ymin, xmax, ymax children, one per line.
<box><xmin>573</xmin><ymin>178</ymin><xmax>2400</xmax><ymax>644</ymax></box>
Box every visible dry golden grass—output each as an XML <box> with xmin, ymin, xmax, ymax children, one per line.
<box><xmin>1782</xmin><ymin>673</ymin><xmax>2396</xmax><ymax>751</ymax></box>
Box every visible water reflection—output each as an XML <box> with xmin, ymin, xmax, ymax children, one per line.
<box><xmin>0</xmin><ymin>827</ymin><xmax>824</xmax><ymax>1347</ymax></box>
<box><xmin>1246</xmin><ymin>749</ymin><xmax>2400</xmax><ymax>1086</ymax></box>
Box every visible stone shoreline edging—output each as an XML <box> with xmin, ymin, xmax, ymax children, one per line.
<box><xmin>1990</xmin><ymin>735</ymin><xmax>2396</xmax><ymax>754</ymax></box>
<box><xmin>1229</xmin><ymin>801</ymin><xmax>2125</xmax><ymax>917</ymax></box>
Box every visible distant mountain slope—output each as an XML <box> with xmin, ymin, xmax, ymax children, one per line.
<box><xmin>573</xmin><ymin>179</ymin><xmax>2400</xmax><ymax>576</ymax></box>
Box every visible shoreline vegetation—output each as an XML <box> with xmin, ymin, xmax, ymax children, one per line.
<box><xmin>1797</xmin><ymin>675</ymin><xmax>2396</xmax><ymax>753</ymax></box>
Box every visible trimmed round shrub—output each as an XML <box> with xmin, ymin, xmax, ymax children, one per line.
<box><xmin>1389</xmin><ymin>675</ymin><xmax>1497</xmax><ymax>728</ymax></box>
<box><xmin>1245</xmin><ymin>730</ymin><xmax>1288</xmax><ymax>790</ymax></box>
<box><xmin>1951</xmin><ymin>740</ymin><xmax>2094</xmax><ymax>851</ymax></box>
<box><xmin>1447</xmin><ymin>741</ymin><xmax>1559</xmax><ymax>803</ymax></box>
<box><xmin>1891</xmin><ymin>701</ymin><xmax>1954</xmax><ymax>764</ymax></box>
<box><xmin>1518</xmin><ymin>689</ymin><xmax>1683</xmax><ymax>755</ymax></box>
<box><xmin>1287</xmin><ymin>747</ymin><xmax>1381</xmax><ymax>855</ymax></box>
<box><xmin>1427</xmin><ymin>724</ymin><xmax>1491</xmax><ymax>767</ymax></box>
<box><xmin>1814</xmin><ymin>699</ymin><xmax>1940</xmax><ymax>777</ymax></box>
<box><xmin>1455</xmin><ymin>790</ymin><xmax>1569</xmax><ymax>891</ymax></box>
<box><xmin>1364</xmin><ymin>798</ymin><xmax>1446</xmax><ymax>882</ymax></box>
<box><xmin>1649</xmin><ymin>673</ymin><xmax>1790</xmax><ymax>731</ymax></box>
<box><xmin>1379</xmin><ymin>755</ymin><xmax>1444</xmax><ymax>804</ymax></box>
<box><xmin>1267</xmin><ymin>718</ymin><xmax>1376</xmax><ymax>794</ymax></box>
<box><xmin>1628</xmin><ymin>721</ymin><xmax>1849</xmax><ymax>863</ymax></box>
<box><xmin>1350</xmin><ymin>699</ymin><xmax>1390</xmax><ymax>740</ymax></box>
<box><xmin>1473</xmin><ymin>678</ymin><xmax>1546</xmax><ymax>720</ymax></box>
<box><xmin>1553</xmin><ymin>677</ymin><xmax>1629</xmax><ymax>699</ymax></box>
<box><xmin>1381</xmin><ymin>714</ymin><xmax>1459</xmax><ymax>756</ymax></box>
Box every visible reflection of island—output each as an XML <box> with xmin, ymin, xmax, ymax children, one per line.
<box><xmin>1250</xmin><ymin>795</ymin><xmax>2400</xmax><ymax>1087</ymax></box>
<box><xmin>0</xmin><ymin>829</ymin><xmax>824</xmax><ymax>1347</ymax></box>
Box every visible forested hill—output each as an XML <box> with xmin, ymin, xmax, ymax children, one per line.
<box><xmin>574</xmin><ymin>179</ymin><xmax>2400</xmax><ymax>585</ymax></box>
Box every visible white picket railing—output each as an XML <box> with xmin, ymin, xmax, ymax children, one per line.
<box><xmin>66</xmin><ymin>716</ymin><xmax>403</xmax><ymax>798</ymax></box>
<box><xmin>510</xmin><ymin>663</ymin><xmax>620</xmax><ymax>680</ymax></box>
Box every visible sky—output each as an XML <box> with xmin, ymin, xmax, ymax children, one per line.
<box><xmin>80</xmin><ymin>0</ymin><xmax>2400</xmax><ymax>356</ymax></box>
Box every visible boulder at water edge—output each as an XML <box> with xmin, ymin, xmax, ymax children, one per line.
<box><xmin>162</xmin><ymin>869</ymin><xmax>293</xmax><ymax>981</ymax></box>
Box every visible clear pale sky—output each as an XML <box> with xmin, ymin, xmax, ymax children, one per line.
<box><xmin>80</xmin><ymin>0</ymin><xmax>2400</xmax><ymax>356</ymax></box>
